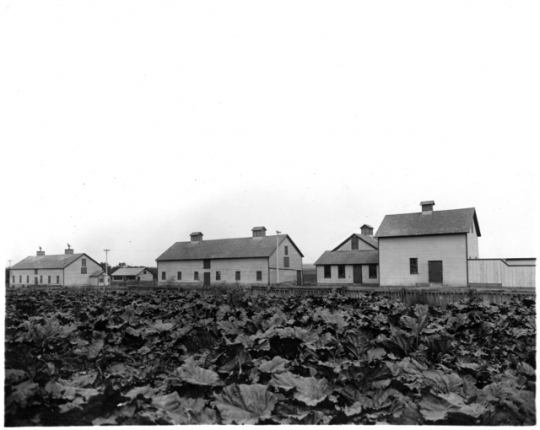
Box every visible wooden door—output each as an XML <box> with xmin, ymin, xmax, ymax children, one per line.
<box><xmin>203</xmin><ymin>272</ymin><xmax>211</xmax><ymax>287</ymax></box>
<box><xmin>353</xmin><ymin>265</ymin><xmax>362</xmax><ymax>284</ymax></box>
<box><xmin>428</xmin><ymin>261</ymin><xmax>443</xmax><ymax>283</ymax></box>
<box><xmin>297</xmin><ymin>270</ymin><xmax>302</xmax><ymax>286</ymax></box>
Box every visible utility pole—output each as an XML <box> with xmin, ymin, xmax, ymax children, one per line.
<box><xmin>104</xmin><ymin>249</ymin><xmax>110</xmax><ymax>287</ymax></box>
<box><xmin>276</xmin><ymin>231</ymin><xmax>281</xmax><ymax>285</ymax></box>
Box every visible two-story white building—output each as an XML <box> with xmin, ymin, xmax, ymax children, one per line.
<box><xmin>156</xmin><ymin>227</ymin><xmax>304</xmax><ymax>286</ymax></box>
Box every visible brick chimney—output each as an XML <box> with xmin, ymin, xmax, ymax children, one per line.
<box><xmin>36</xmin><ymin>247</ymin><xmax>45</xmax><ymax>257</ymax></box>
<box><xmin>190</xmin><ymin>232</ymin><xmax>203</xmax><ymax>242</ymax></box>
<box><xmin>420</xmin><ymin>200</ymin><xmax>435</xmax><ymax>214</ymax></box>
<box><xmin>65</xmin><ymin>243</ymin><xmax>74</xmax><ymax>254</ymax></box>
<box><xmin>252</xmin><ymin>226</ymin><xmax>267</xmax><ymax>238</ymax></box>
<box><xmin>360</xmin><ymin>224</ymin><xmax>374</xmax><ymax>236</ymax></box>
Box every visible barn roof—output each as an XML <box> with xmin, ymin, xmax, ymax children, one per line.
<box><xmin>375</xmin><ymin>207</ymin><xmax>481</xmax><ymax>238</ymax></box>
<box><xmin>332</xmin><ymin>233</ymin><xmax>378</xmax><ymax>251</ymax></box>
<box><xmin>156</xmin><ymin>234</ymin><xmax>304</xmax><ymax>261</ymax></box>
<box><xmin>314</xmin><ymin>250</ymin><xmax>379</xmax><ymax>266</ymax></box>
<box><xmin>111</xmin><ymin>267</ymin><xmax>147</xmax><ymax>276</ymax></box>
<box><xmin>10</xmin><ymin>253</ymin><xmax>94</xmax><ymax>270</ymax></box>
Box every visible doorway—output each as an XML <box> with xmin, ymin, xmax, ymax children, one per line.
<box><xmin>353</xmin><ymin>265</ymin><xmax>362</xmax><ymax>284</ymax></box>
<box><xmin>203</xmin><ymin>272</ymin><xmax>211</xmax><ymax>287</ymax></box>
<box><xmin>428</xmin><ymin>261</ymin><xmax>443</xmax><ymax>283</ymax></box>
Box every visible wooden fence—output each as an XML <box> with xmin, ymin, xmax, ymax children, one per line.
<box><xmin>8</xmin><ymin>283</ymin><xmax>535</xmax><ymax>308</ymax></box>
<box><xmin>468</xmin><ymin>259</ymin><xmax>536</xmax><ymax>288</ymax></box>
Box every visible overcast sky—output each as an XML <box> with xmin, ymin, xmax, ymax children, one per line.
<box><xmin>2</xmin><ymin>1</ymin><xmax>538</xmax><ymax>269</ymax></box>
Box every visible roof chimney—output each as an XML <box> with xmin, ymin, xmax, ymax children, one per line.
<box><xmin>420</xmin><ymin>200</ymin><xmax>435</xmax><ymax>214</ymax></box>
<box><xmin>252</xmin><ymin>226</ymin><xmax>267</xmax><ymax>238</ymax></box>
<box><xmin>360</xmin><ymin>224</ymin><xmax>374</xmax><ymax>236</ymax></box>
<box><xmin>190</xmin><ymin>232</ymin><xmax>203</xmax><ymax>242</ymax></box>
<box><xmin>36</xmin><ymin>246</ymin><xmax>45</xmax><ymax>257</ymax></box>
<box><xmin>65</xmin><ymin>243</ymin><xmax>74</xmax><ymax>254</ymax></box>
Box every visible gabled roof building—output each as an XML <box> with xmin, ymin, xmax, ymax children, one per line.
<box><xmin>314</xmin><ymin>224</ymin><xmax>380</xmax><ymax>285</ymax></box>
<box><xmin>111</xmin><ymin>267</ymin><xmax>154</xmax><ymax>282</ymax></box>
<box><xmin>375</xmin><ymin>200</ymin><xmax>480</xmax><ymax>287</ymax></box>
<box><xmin>9</xmin><ymin>246</ymin><xmax>109</xmax><ymax>287</ymax></box>
<box><xmin>156</xmin><ymin>227</ymin><xmax>304</xmax><ymax>285</ymax></box>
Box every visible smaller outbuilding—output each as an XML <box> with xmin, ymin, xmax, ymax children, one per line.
<box><xmin>111</xmin><ymin>267</ymin><xmax>154</xmax><ymax>282</ymax></box>
<box><xmin>314</xmin><ymin>224</ymin><xmax>379</xmax><ymax>285</ymax></box>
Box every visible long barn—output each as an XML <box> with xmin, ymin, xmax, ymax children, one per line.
<box><xmin>156</xmin><ymin>227</ymin><xmax>304</xmax><ymax>286</ymax></box>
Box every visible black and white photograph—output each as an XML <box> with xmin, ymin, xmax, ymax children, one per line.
<box><xmin>2</xmin><ymin>1</ymin><xmax>537</xmax><ymax>426</ymax></box>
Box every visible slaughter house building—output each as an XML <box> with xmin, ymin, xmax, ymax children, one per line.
<box><xmin>9</xmin><ymin>246</ymin><xmax>109</xmax><ymax>287</ymax></box>
<box><xmin>314</xmin><ymin>224</ymin><xmax>379</xmax><ymax>285</ymax></box>
<box><xmin>156</xmin><ymin>227</ymin><xmax>304</xmax><ymax>286</ymax></box>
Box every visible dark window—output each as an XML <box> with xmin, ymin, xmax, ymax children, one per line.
<box><xmin>40</xmin><ymin>275</ymin><xmax>43</xmax><ymax>283</ymax></box>
<box><xmin>285</xmin><ymin>246</ymin><xmax>289</xmax><ymax>255</ymax></box>
<box><xmin>216</xmin><ymin>271</ymin><xmax>221</xmax><ymax>281</ymax></box>
<box><xmin>324</xmin><ymin>265</ymin><xmax>331</xmax><ymax>278</ymax></box>
<box><xmin>82</xmin><ymin>258</ymin><xmax>86</xmax><ymax>267</ymax></box>
<box><xmin>13</xmin><ymin>275</ymin><xmax>15</xmax><ymax>283</ymax></box>
<box><xmin>27</xmin><ymin>275</ymin><xmax>29</xmax><ymax>283</ymax></box>
<box><xmin>256</xmin><ymin>271</ymin><xmax>262</xmax><ymax>281</ymax></box>
<box><xmin>144</xmin><ymin>270</ymin><xmax>147</xmax><ymax>274</ymax></box>
<box><xmin>35</xmin><ymin>277</ymin><xmax>38</xmax><ymax>285</ymax></box>
<box><xmin>177</xmin><ymin>272</ymin><xmax>182</xmax><ymax>280</ymax></box>
<box><xmin>338</xmin><ymin>265</ymin><xmax>346</xmax><ymax>279</ymax></box>
<box><xmin>351</xmin><ymin>236</ymin><xmax>359</xmax><ymax>250</ymax></box>
<box><xmin>410</xmin><ymin>258</ymin><xmax>418</xmax><ymax>274</ymax></box>
<box><xmin>284</xmin><ymin>257</ymin><xmax>290</xmax><ymax>268</ymax></box>
<box><xmin>81</xmin><ymin>267</ymin><xmax>87</xmax><ymax>274</ymax></box>
<box><xmin>48</xmin><ymin>275</ymin><xmax>51</xmax><ymax>284</ymax></box>
<box><xmin>19</xmin><ymin>275</ymin><xmax>22</xmax><ymax>283</ymax></box>
<box><xmin>57</xmin><ymin>275</ymin><xmax>60</xmax><ymax>284</ymax></box>
<box><xmin>235</xmin><ymin>271</ymin><xmax>241</xmax><ymax>281</ymax></box>
<box><xmin>194</xmin><ymin>271</ymin><xmax>199</xmax><ymax>281</ymax></box>
<box><xmin>34</xmin><ymin>269</ymin><xmax>38</xmax><ymax>275</ymax></box>
<box><xmin>99</xmin><ymin>276</ymin><xmax>104</xmax><ymax>283</ymax></box>
<box><xmin>369</xmin><ymin>264</ymin><xmax>377</xmax><ymax>279</ymax></box>
<box><xmin>203</xmin><ymin>259</ymin><xmax>211</xmax><ymax>269</ymax></box>
<box><xmin>162</xmin><ymin>271</ymin><xmax>166</xmax><ymax>280</ymax></box>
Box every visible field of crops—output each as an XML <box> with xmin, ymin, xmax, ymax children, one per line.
<box><xmin>4</xmin><ymin>288</ymin><xmax>536</xmax><ymax>425</ymax></box>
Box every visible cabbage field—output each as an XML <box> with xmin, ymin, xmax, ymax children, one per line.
<box><xmin>4</xmin><ymin>288</ymin><xmax>536</xmax><ymax>425</ymax></box>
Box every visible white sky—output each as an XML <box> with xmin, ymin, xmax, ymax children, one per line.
<box><xmin>1</xmin><ymin>1</ymin><xmax>538</xmax><ymax>268</ymax></box>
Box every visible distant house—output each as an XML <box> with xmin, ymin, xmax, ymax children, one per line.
<box><xmin>9</xmin><ymin>247</ymin><xmax>109</xmax><ymax>287</ymax></box>
<box><xmin>111</xmin><ymin>267</ymin><xmax>154</xmax><ymax>282</ymax></box>
<box><xmin>156</xmin><ymin>227</ymin><xmax>304</xmax><ymax>286</ymax></box>
<box><xmin>314</xmin><ymin>224</ymin><xmax>379</xmax><ymax>285</ymax></box>
<box><xmin>375</xmin><ymin>201</ymin><xmax>480</xmax><ymax>287</ymax></box>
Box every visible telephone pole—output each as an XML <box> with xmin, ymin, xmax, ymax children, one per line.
<box><xmin>104</xmin><ymin>249</ymin><xmax>110</xmax><ymax>286</ymax></box>
<box><xmin>276</xmin><ymin>231</ymin><xmax>281</xmax><ymax>285</ymax></box>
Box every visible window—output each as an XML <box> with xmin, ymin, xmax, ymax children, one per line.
<box><xmin>13</xmin><ymin>275</ymin><xmax>15</xmax><ymax>283</ymax></box>
<box><xmin>48</xmin><ymin>275</ymin><xmax>51</xmax><ymax>284</ymax></box>
<box><xmin>34</xmin><ymin>269</ymin><xmax>38</xmax><ymax>275</ymax></box>
<box><xmin>235</xmin><ymin>271</ymin><xmax>241</xmax><ymax>281</ymax></box>
<box><xmin>177</xmin><ymin>272</ymin><xmax>182</xmax><ymax>280</ymax></box>
<box><xmin>324</xmin><ymin>265</ymin><xmax>331</xmax><ymax>278</ymax></box>
<box><xmin>19</xmin><ymin>275</ymin><xmax>22</xmax><ymax>283</ymax></box>
<box><xmin>203</xmin><ymin>259</ymin><xmax>211</xmax><ymax>269</ymax></box>
<box><xmin>35</xmin><ymin>277</ymin><xmax>38</xmax><ymax>285</ymax></box>
<box><xmin>351</xmin><ymin>236</ymin><xmax>359</xmax><ymax>250</ymax></box>
<box><xmin>369</xmin><ymin>264</ymin><xmax>377</xmax><ymax>279</ymax></box>
<box><xmin>27</xmin><ymin>275</ymin><xmax>30</xmax><ymax>283</ymax></box>
<box><xmin>216</xmin><ymin>271</ymin><xmax>221</xmax><ymax>281</ymax></box>
<box><xmin>410</xmin><ymin>258</ymin><xmax>418</xmax><ymax>274</ymax></box>
<box><xmin>81</xmin><ymin>267</ymin><xmax>87</xmax><ymax>274</ymax></box>
<box><xmin>256</xmin><ymin>271</ymin><xmax>262</xmax><ymax>281</ymax></box>
<box><xmin>82</xmin><ymin>258</ymin><xmax>86</xmax><ymax>267</ymax></box>
<box><xmin>194</xmin><ymin>271</ymin><xmax>199</xmax><ymax>281</ymax></box>
<box><xmin>338</xmin><ymin>265</ymin><xmax>346</xmax><ymax>279</ymax></box>
<box><xmin>144</xmin><ymin>270</ymin><xmax>147</xmax><ymax>274</ymax></box>
<box><xmin>284</xmin><ymin>257</ymin><xmax>290</xmax><ymax>268</ymax></box>
<box><xmin>40</xmin><ymin>275</ymin><xmax>43</xmax><ymax>283</ymax></box>
<box><xmin>162</xmin><ymin>271</ymin><xmax>166</xmax><ymax>280</ymax></box>
<box><xmin>99</xmin><ymin>276</ymin><xmax>104</xmax><ymax>283</ymax></box>
<box><xmin>57</xmin><ymin>275</ymin><xmax>60</xmax><ymax>284</ymax></box>
<box><xmin>285</xmin><ymin>246</ymin><xmax>289</xmax><ymax>256</ymax></box>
